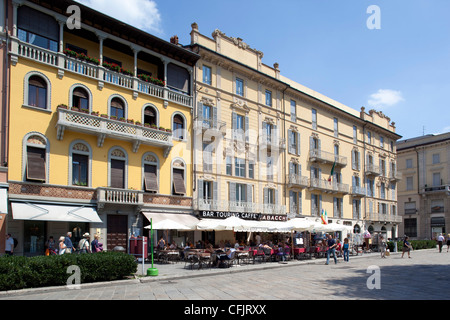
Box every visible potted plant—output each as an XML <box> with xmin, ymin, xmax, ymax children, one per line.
<box><xmin>127</xmin><ymin>119</ymin><xmax>134</xmax><ymax>124</ymax></box>
<box><xmin>135</xmin><ymin>121</ymin><xmax>142</xmax><ymax>126</ymax></box>
<box><xmin>118</xmin><ymin>117</ymin><xmax>126</xmax><ymax>122</ymax></box>
<box><xmin>110</xmin><ymin>115</ymin><xmax>117</xmax><ymax>120</ymax></box>
<box><xmin>80</xmin><ymin>108</ymin><xmax>89</xmax><ymax>114</ymax></box>
<box><xmin>150</xmin><ymin>124</ymin><xmax>157</xmax><ymax>129</ymax></box>
<box><xmin>91</xmin><ymin>111</ymin><xmax>99</xmax><ymax>116</ymax></box>
<box><xmin>100</xmin><ymin>113</ymin><xmax>108</xmax><ymax>118</ymax></box>
<box><xmin>144</xmin><ymin>123</ymin><xmax>150</xmax><ymax>128</ymax></box>
<box><xmin>71</xmin><ymin>106</ymin><xmax>80</xmax><ymax>112</ymax></box>
<box><xmin>159</xmin><ymin>126</ymin><xmax>165</xmax><ymax>131</ymax></box>
<box><xmin>57</xmin><ymin>104</ymin><xmax>68</xmax><ymax>110</ymax></box>
<box><xmin>166</xmin><ymin>128</ymin><xmax>172</xmax><ymax>133</ymax></box>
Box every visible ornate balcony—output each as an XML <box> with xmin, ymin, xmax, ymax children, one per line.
<box><xmin>365</xmin><ymin>164</ymin><xmax>380</xmax><ymax>176</ymax></box>
<box><xmin>351</xmin><ymin>186</ymin><xmax>366</xmax><ymax>197</ymax></box>
<box><xmin>194</xmin><ymin>199</ymin><xmax>286</xmax><ymax>215</ymax></box>
<box><xmin>366</xmin><ymin>212</ymin><xmax>402</xmax><ymax>224</ymax></box>
<box><xmin>309</xmin><ymin>178</ymin><xmax>349</xmax><ymax>194</ymax></box>
<box><xmin>11</xmin><ymin>38</ymin><xmax>193</xmax><ymax>108</ymax></box>
<box><xmin>56</xmin><ymin>108</ymin><xmax>173</xmax><ymax>156</ymax></box>
<box><xmin>97</xmin><ymin>187</ymin><xmax>144</xmax><ymax>209</ymax></box>
<box><xmin>287</xmin><ymin>174</ymin><xmax>309</xmax><ymax>189</ymax></box>
<box><xmin>194</xmin><ymin>117</ymin><xmax>227</xmax><ymax>135</ymax></box>
<box><xmin>309</xmin><ymin>149</ymin><xmax>347</xmax><ymax>167</ymax></box>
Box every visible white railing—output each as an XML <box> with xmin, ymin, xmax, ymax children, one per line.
<box><xmin>310</xmin><ymin>178</ymin><xmax>349</xmax><ymax>194</ymax></box>
<box><xmin>57</xmin><ymin>108</ymin><xmax>173</xmax><ymax>148</ymax></box>
<box><xmin>367</xmin><ymin>212</ymin><xmax>402</xmax><ymax>223</ymax></box>
<box><xmin>365</xmin><ymin>164</ymin><xmax>380</xmax><ymax>176</ymax></box>
<box><xmin>11</xmin><ymin>38</ymin><xmax>194</xmax><ymax>108</ymax></box>
<box><xmin>195</xmin><ymin>199</ymin><xmax>286</xmax><ymax>215</ymax></box>
<box><xmin>97</xmin><ymin>188</ymin><xmax>143</xmax><ymax>205</ymax></box>
<box><xmin>351</xmin><ymin>186</ymin><xmax>366</xmax><ymax>196</ymax></box>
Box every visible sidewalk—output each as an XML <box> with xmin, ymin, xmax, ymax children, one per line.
<box><xmin>0</xmin><ymin>250</ymin><xmax>401</xmax><ymax>297</ymax></box>
<box><xmin>137</xmin><ymin>250</ymin><xmax>384</xmax><ymax>283</ymax></box>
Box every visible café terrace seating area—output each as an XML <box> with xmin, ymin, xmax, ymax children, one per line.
<box><xmin>146</xmin><ymin>216</ymin><xmax>354</xmax><ymax>270</ymax></box>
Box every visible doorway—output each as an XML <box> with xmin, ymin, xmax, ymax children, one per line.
<box><xmin>107</xmin><ymin>215</ymin><xmax>128</xmax><ymax>251</ymax></box>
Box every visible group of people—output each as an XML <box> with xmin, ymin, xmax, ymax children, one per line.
<box><xmin>49</xmin><ymin>232</ymin><xmax>103</xmax><ymax>255</ymax></box>
<box><xmin>436</xmin><ymin>233</ymin><xmax>450</xmax><ymax>253</ymax></box>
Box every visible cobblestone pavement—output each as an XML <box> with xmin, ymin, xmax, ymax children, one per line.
<box><xmin>1</xmin><ymin>249</ymin><xmax>449</xmax><ymax>301</ymax></box>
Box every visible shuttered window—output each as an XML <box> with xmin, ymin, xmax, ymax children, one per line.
<box><xmin>167</xmin><ymin>63</ymin><xmax>189</xmax><ymax>93</ymax></box>
<box><xmin>72</xmin><ymin>87</ymin><xmax>89</xmax><ymax>110</ymax></box>
<box><xmin>110</xmin><ymin>159</ymin><xmax>125</xmax><ymax>189</ymax></box>
<box><xmin>110</xmin><ymin>98</ymin><xmax>125</xmax><ymax>119</ymax></box>
<box><xmin>144</xmin><ymin>164</ymin><xmax>158</xmax><ymax>192</ymax></box>
<box><xmin>172</xmin><ymin>168</ymin><xmax>186</xmax><ymax>195</ymax></box>
<box><xmin>26</xmin><ymin>147</ymin><xmax>46</xmax><ymax>181</ymax></box>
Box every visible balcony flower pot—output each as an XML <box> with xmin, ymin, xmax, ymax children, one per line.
<box><xmin>110</xmin><ymin>116</ymin><xmax>118</xmax><ymax>120</ymax></box>
<box><xmin>100</xmin><ymin>114</ymin><xmax>108</xmax><ymax>118</ymax></box>
<box><xmin>166</xmin><ymin>129</ymin><xmax>172</xmax><ymax>133</ymax></box>
<box><xmin>144</xmin><ymin>123</ymin><xmax>150</xmax><ymax>128</ymax></box>
<box><xmin>80</xmin><ymin>108</ymin><xmax>89</xmax><ymax>114</ymax></box>
<box><xmin>57</xmin><ymin>104</ymin><xmax>68</xmax><ymax>110</ymax></box>
<box><xmin>71</xmin><ymin>107</ymin><xmax>80</xmax><ymax>112</ymax></box>
<box><xmin>135</xmin><ymin>121</ymin><xmax>142</xmax><ymax>126</ymax></box>
<box><xmin>127</xmin><ymin>119</ymin><xmax>134</xmax><ymax>124</ymax></box>
<box><xmin>159</xmin><ymin>127</ymin><xmax>165</xmax><ymax>131</ymax></box>
<box><xmin>118</xmin><ymin>117</ymin><xmax>126</xmax><ymax>122</ymax></box>
<box><xmin>91</xmin><ymin>111</ymin><xmax>99</xmax><ymax>116</ymax></box>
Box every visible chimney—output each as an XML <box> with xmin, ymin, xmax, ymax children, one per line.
<box><xmin>170</xmin><ymin>35</ymin><xmax>179</xmax><ymax>46</ymax></box>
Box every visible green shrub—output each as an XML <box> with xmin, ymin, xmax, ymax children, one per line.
<box><xmin>0</xmin><ymin>252</ymin><xmax>137</xmax><ymax>291</ymax></box>
<box><xmin>387</xmin><ymin>240</ymin><xmax>437</xmax><ymax>252</ymax></box>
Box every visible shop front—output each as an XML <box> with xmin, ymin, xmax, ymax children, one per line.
<box><xmin>8</xmin><ymin>201</ymin><xmax>102</xmax><ymax>256</ymax></box>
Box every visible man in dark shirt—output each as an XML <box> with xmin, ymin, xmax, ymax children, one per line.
<box><xmin>325</xmin><ymin>234</ymin><xmax>337</xmax><ymax>265</ymax></box>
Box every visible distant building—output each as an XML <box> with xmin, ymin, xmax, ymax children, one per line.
<box><xmin>397</xmin><ymin>132</ymin><xmax>450</xmax><ymax>239</ymax></box>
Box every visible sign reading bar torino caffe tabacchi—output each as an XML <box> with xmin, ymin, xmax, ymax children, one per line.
<box><xmin>199</xmin><ymin>211</ymin><xmax>287</xmax><ymax>222</ymax></box>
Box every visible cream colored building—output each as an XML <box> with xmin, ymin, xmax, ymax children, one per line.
<box><xmin>397</xmin><ymin>132</ymin><xmax>450</xmax><ymax>239</ymax></box>
<box><xmin>188</xmin><ymin>23</ymin><xmax>402</xmax><ymax>243</ymax></box>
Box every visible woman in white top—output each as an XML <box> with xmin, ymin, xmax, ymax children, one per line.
<box><xmin>59</xmin><ymin>236</ymin><xmax>67</xmax><ymax>255</ymax></box>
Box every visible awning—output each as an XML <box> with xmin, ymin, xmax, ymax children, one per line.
<box><xmin>141</xmin><ymin>212</ymin><xmax>199</xmax><ymax>230</ymax></box>
<box><xmin>11</xmin><ymin>202</ymin><xmax>102</xmax><ymax>223</ymax></box>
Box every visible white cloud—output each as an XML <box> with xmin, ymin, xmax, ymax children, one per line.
<box><xmin>74</xmin><ymin>0</ymin><xmax>163</xmax><ymax>35</ymax></box>
<box><xmin>368</xmin><ymin>89</ymin><xmax>404</xmax><ymax>109</ymax></box>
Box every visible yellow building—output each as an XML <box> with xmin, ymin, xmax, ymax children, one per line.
<box><xmin>189</xmin><ymin>23</ymin><xmax>402</xmax><ymax>245</ymax></box>
<box><xmin>6</xmin><ymin>0</ymin><xmax>199</xmax><ymax>255</ymax></box>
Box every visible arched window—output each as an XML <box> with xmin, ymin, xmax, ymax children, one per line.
<box><xmin>70</xmin><ymin>141</ymin><xmax>91</xmax><ymax>187</ymax></box>
<box><xmin>72</xmin><ymin>87</ymin><xmax>90</xmax><ymax>111</ymax></box>
<box><xmin>110</xmin><ymin>97</ymin><xmax>126</xmax><ymax>119</ymax></box>
<box><xmin>143</xmin><ymin>105</ymin><xmax>158</xmax><ymax>127</ymax></box>
<box><xmin>173</xmin><ymin>113</ymin><xmax>185</xmax><ymax>140</ymax></box>
<box><xmin>109</xmin><ymin>147</ymin><xmax>127</xmax><ymax>189</ymax></box>
<box><xmin>23</xmin><ymin>133</ymin><xmax>49</xmax><ymax>182</ymax></box>
<box><xmin>28</xmin><ymin>75</ymin><xmax>48</xmax><ymax>109</ymax></box>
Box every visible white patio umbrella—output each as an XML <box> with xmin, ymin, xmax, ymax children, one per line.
<box><xmin>144</xmin><ymin>219</ymin><xmax>192</xmax><ymax>230</ymax></box>
<box><xmin>196</xmin><ymin>219</ymin><xmax>224</xmax><ymax>231</ymax></box>
<box><xmin>219</xmin><ymin>216</ymin><xmax>254</xmax><ymax>230</ymax></box>
<box><xmin>285</xmin><ymin>218</ymin><xmax>314</xmax><ymax>232</ymax></box>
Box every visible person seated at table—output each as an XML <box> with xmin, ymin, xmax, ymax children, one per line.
<box><xmin>168</xmin><ymin>241</ymin><xmax>178</xmax><ymax>250</ymax></box>
<box><xmin>234</xmin><ymin>240</ymin><xmax>240</xmax><ymax>249</ymax></box>
<box><xmin>216</xmin><ymin>247</ymin><xmax>236</xmax><ymax>267</ymax></box>
<box><xmin>203</xmin><ymin>244</ymin><xmax>214</xmax><ymax>253</ymax></box>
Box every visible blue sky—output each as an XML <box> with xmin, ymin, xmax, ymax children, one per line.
<box><xmin>76</xmin><ymin>0</ymin><xmax>450</xmax><ymax>140</ymax></box>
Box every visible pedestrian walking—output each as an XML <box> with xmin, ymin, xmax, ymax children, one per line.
<box><xmin>342</xmin><ymin>238</ymin><xmax>349</xmax><ymax>262</ymax></box>
<box><xmin>64</xmin><ymin>232</ymin><xmax>74</xmax><ymax>253</ymax></box>
<box><xmin>58</xmin><ymin>236</ymin><xmax>67</xmax><ymax>255</ymax></box>
<box><xmin>325</xmin><ymin>234</ymin><xmax>337</xmax><ymax>265</ymax></box>
<box><xmin>5</xmin><ymin>234</ymin><xmax>14</xmax><ymax>256</ymax></box>
<box><xmin>401</xmin><ymin>236</ymin><xmax>412</xmax><ymax>258</ymax></box>
<box><xmin>380</xmin><ymin>235</ymin><xmax>387</xmax><ymax>258</ymax></box>
<box><xmin>91</xmin><ymin>234</ymin><xmax>102</xmax><ymax>253</ymax></box>
<box><xmin>446</xmin><ymin>234</ymin><xmax>450</xmax><ymax>252</ymax></box>
<box><xmin>437</xmin><ymin>233</ymin><xmax>444</xmax><ymax>253</ymax></box>
<box><xmin>77</xmin><ymin>233</ymin><xmax>91</xmax><ymax>253</ymax></box>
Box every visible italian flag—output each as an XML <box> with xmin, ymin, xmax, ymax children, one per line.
<box><xmin>328</xmin><ymin>161</ymin><xmax>336</xmax><ymax>182</ymax></box>
<box><xmin>321</xmin><ymin>209</ymin><xmax>328</xmax><ymax>225</ymax></box>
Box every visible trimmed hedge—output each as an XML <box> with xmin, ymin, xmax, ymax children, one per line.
<box><xmin>387</xmin><ymin>240</ymin><xmax>437</xmax><ymax>252</ymax></box>
<box><xmin>0</xmin><ymin>252</ymin><xmax>137</xmax><ymax>291</ymax></box>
